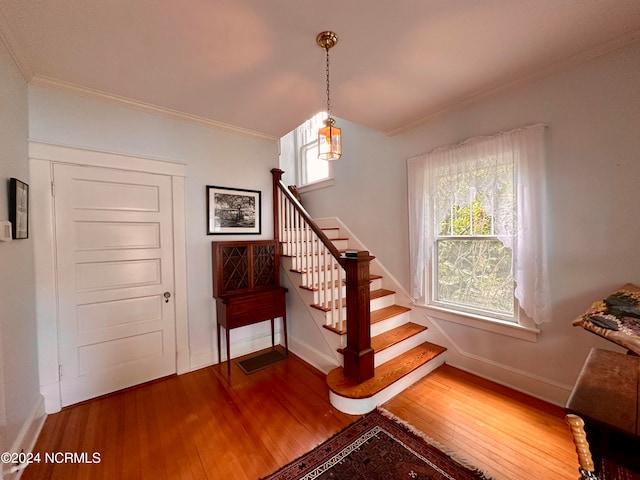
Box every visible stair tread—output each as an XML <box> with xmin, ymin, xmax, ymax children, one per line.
<box><xmin>371</xmin><ymin>322</ymin><xmax>427</xmax><ymax>352</ymax></box>
<box><xmin>327</xmin><ymin>342</ymin><xmax>447</xmax><ymax>399</ymax></box>
<box><xmin>371</xmin><ymin>304</ymin><xmax>411</xmax><ymax>324</ymax></box>
<box><xmin>370</xmin><ymin>288</ymin><xmax>395</xmax><ymax>300</ymax></box>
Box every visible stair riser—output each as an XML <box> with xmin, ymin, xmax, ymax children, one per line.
<box><xmin>370</xmin><ymin>293</ymin><xmax>395</xmax><ymax>311</ymax></box>
<box><xmin>374</xmin><ymin>330</ymin><xmax>429</xmax><ymax>367</ymax></box>
<box><xmin>321</xmin><ymin>295</ymin><xmax>398</xmax><ymax>326</ymax></box>
<box><xmin>328</xmin><ymin>353</ymin><xmax>447</xmax><ymax>415</ymax></box>
<box><xmin>370</xmin><ymin>310</ymin><xmax>412</xmax><ymax>337</ymax></box>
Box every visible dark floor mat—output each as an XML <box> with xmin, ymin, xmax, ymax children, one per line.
<box><xmin>236</xmin><ymin>349</ymin><xmax>288</xmax><ymax>374</ymax></box>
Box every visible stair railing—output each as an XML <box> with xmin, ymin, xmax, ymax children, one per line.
<box><xmin>271</xmin><ymin>169</ymin><xmax>374</xmax><ymax>383</ymax></box>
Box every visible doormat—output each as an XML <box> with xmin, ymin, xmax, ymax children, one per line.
<box><xmin>261</xmin><ymin>408</ymin><xmax>492</xmax><ymax>480</ymax></box>
<box><xmin>236</xmin><ymin>348</ymin><xmax>288</xmax><ymax>374</ymax></box>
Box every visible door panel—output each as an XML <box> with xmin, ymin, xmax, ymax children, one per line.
<box><xmin>54</xmin><ymin>164</ymin><xmax>176</xmax><ymax>407</ymax></box>
<box><xmin>77</xmin><ymin>295</ymin><xmax>163</xmax><ymax>331</ymax></box>
<box><xmin>75</xmin><ymin>222</ymin><xmax>161</xmax><ymax>250</ymax></box>
<box><xmin>75</xmin><ymin>258</ymin><xmax>162</xmax><ymax>291</ymax></box>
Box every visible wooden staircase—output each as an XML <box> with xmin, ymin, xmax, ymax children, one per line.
<box><xmin>296</xmin><ymin>225</ymin><xmax>446</xmax><ymax>414</ymax></box>
<box><xmin>272</xmin><ymin>169</ymin><xmax>446</xmax><ymax>414</ymax></box>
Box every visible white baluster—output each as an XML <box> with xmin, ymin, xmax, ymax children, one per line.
<box><xmin>338</xmin><ymin>262</ymin><xmax>345</xmax><ymax>332</ymax></box>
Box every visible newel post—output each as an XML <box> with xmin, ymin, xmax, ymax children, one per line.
<box><xmin>271</xmin><ymin>168</ymin><xmax>284</xmax><ymax>245</ymax></box>
<box><xmin>342</xmin><ymin>251</ymin><xmax>375</xmax><ymax>383</ymax></box>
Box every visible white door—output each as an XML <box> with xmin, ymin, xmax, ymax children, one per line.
<box><xmin>54</xmin><ymin>164</ymin><xmax>177</xmax><ymax>406</ymax></box>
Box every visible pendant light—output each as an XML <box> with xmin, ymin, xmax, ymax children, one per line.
<box><xmin>316</xmin><ymin>31</ymin><xmax>341</xmax><ymax>161</ymax></box>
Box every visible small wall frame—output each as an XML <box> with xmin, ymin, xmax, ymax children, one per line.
<box><xmin>206</xmin><ymin>185</ymin><xmax>261</xmax><ymax>235</ymax></box>
<box><xmin>9</xmin><ymin>178</ymin><xmax>28</xmax><ymax>239</ymax></box>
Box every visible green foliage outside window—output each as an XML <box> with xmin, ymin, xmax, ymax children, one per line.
<box><xmin>436</xmin><ymin>196</ymin><xmax>514</xmax><ymax>316</ymax></box>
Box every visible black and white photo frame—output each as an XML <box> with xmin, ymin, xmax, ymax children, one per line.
<box><xmin>206</xmin><ymin>185</ymin><xmax>261</xmax><ymax>235</ymax></box>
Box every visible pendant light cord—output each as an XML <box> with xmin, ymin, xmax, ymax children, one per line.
<box><xmin>325</xmin><ymin>45</ymin><xmax>332</xmax><ymax>120</ymax></box>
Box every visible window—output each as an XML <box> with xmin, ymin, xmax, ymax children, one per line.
<box><xmin>296</xmin><ymin>112</ymin><xmax>332</xmax><ymax>188</ymax></box>
<box><xmin>408</xmin><ymin>124</ymin><xmax>550</xmax><ymax>327</ymax></box>
<box><xmin>300</xmin><ymin>137</ymin><xmax>328</xmax><ymax>185</ymax></box>
<box><xmin>432</xmin><ymin>167</ymin><xmax>515</xmax><ymax>320</ymax></box>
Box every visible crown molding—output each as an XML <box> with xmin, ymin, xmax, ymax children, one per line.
<box><xmin>0</xmin><ymin>7</ymin><xmax>34</xmax><ymax>81</ymax></box>
<box><xmin>29</xmin><ymin>75</ymin><xmax>278</xmax><ymax>142</ymax></box>
<box><xmin>387</xmin><ymin>30</ymin><xmax>640</xmax><ymax>136</ymax></box>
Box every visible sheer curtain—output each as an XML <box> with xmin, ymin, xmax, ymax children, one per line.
<box><xmin>407</xmin><ymin>124</ymin><xmax>550</xmax><ymax>325</ymax></box>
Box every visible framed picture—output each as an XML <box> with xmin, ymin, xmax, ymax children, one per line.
<box><xmin>9</xmin><ymin>178</ymin><xmax>28</xmax><ymax>239</ymax></box>
<box><xmin>207</xmin><ymin>185</ymin><xmax>261</xmax><ymax>235</ymax></box>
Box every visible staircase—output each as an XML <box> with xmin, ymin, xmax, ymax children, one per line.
<box><xmin>272</xmin><ymin>170</ymin><xmax>447</xmax><ymax>415</ymax></box>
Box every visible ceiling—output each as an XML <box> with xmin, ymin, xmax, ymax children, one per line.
<box><xmin>1</xmin><ymin>1</ymin><xmax>639</xmax><ymax>139</ymax></box>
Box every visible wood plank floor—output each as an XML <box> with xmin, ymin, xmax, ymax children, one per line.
<box><xmin>384</xmin><ymin>365</ymin><xmax>578</xmax><ymax>479</ymax></box>
<box><xmin>22</xmin><ymin>351</ymin><xmax>579</xmax><ymax>479</ymax></box>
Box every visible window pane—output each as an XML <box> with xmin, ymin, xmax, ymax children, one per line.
<box><xmin>303</xmin><ymin>143</ymin><xmax>329</xmax><ymax>184</ymax></box>
<box><xmin>436</xmin><ymin>239</ymin><xmax>513</xmax><ymax>315</ymax></box>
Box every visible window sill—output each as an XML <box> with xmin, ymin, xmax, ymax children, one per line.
<box><xmin>412</xmin><ymin>303</ymin><xmax>540</xmax><ymax>342</ymax></box>
<box><xmin>298</xmin><ymin>177</ymin><xmax>334</xmax><ymax>193</ymax></box>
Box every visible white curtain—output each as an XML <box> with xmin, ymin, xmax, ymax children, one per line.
<box><xmin>407</xmin><ymin>124</ymin><xmax>551</xmax><ymax>324</ymax></box>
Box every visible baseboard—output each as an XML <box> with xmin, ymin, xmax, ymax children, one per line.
<box><xmin>176</xmin><ymin>347</ymin><xmax>190</xmax><ymax>375</ymax></box>
<box><xmin>423</xmin><ymin>311</ymin><xmax>573</xmax><ymax>406</ymax></box>
<box><xmin>2</xmin><ymin>395</ymin><xmax>46</xmax><ymax>480</ymax></box>
<box><xmin>287</xmin><ymin>337</ymin><xmax>340</xmax><ymax>374</ymax></box>
<box><xmin>39</xmin><ymin>381</ymin><xmax>61</xmax><ymax>414</ymax></box>
<box><xmin>446</xmin><ymin>355</ymin><xmax>573</xmax><ymax>407</ymax></box>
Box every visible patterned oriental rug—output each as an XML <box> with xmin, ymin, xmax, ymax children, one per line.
<box><xmin>261</xmin><ymin>408</ymin><xmax>493</xmax><ymax>480</ymax></box>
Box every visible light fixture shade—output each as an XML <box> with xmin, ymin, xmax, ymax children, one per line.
<box><xmin>318</xmin><ymin>118</ymin><xmax>342</xmax><ymax>161</ymax></box>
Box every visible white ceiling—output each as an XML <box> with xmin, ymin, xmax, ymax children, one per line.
<box><xmin>1</xmin><ymin>0</ymin><xmax>639</xmax><ymax>139</ymax></box>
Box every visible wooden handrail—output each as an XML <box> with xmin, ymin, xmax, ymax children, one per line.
<box><xmin>271</xmin><ymin>168</ymin><xmax>374</xmax><ymax>383</ymax></box>
<box><xmin>271</xmin><ymin>168</ymin><xmax>343</xmax><ymax>262</ymax></box>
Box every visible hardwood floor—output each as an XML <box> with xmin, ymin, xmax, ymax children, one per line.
<box><xmin>22</xmin><ymin>351</ymin><xmax>578</xmax><ymax>480</ymax></box>
<box><xmin>384</xmin><ymin>365</ymin><xmax>578</xmax><ymax>479</ymax></box>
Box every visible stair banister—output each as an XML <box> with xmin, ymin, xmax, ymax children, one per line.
<box><xmin>271</xmin><ymin>169</ymin><xmax>341</xmax><ymax>257</ymax></box>
<box><xmin>271</xmin><ymin>168</ymin><xmax>374</xmax><ymax>383</ymax></box>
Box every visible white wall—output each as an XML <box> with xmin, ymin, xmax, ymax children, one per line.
<box><xmin>21</xmin><ymin>38</ymin><xmax>640</xmax><ymax>406</ymax></box>
<box><xmin>0</xmin><ymin>38</ymin><xmax>43</xmax><ymax>471</ymax></box>
<box><xmin>302</xmin><ymin>39</ymin><xmax>640</xmax><ymax>402</ymax></box>
<box><xmin>28</xmin><ymin>86</ymin><xmax>280</xmax><ymax>370</ymax></box>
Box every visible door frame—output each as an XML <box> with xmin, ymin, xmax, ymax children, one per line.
<box><xmin>30</xmin><ymin>141</ymin><xmax>189</xmax><ymax>414</ymax></box>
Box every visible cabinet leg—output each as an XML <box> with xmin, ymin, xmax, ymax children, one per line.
<box><xmin>217</xmin><ymin>322</ymin><xmax>221</xmax><ymax>365</ymax></box>
<box><xmin>226</xmin><ymin>327</ymin><xmax>231</xmax><ymax>375</ymax></box>
<box><xmin>283</xmin><ymin>313</ymin><xmax>288</xmax><ymax>355</ymax></box>
<box><xmin>271</xmin><ymin>318</ymin><xmax>275</xmax><ymax>347</ymax></box>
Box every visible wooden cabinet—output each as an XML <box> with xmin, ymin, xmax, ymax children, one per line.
<box><xmin>566</xmin><ymin>348</ymin><xmax>640</xmax><ymax>473</ymax></box>
<box><xmin>212</xmin><ymin>240</ymin><xmax>287</xmax><ymax>374</ymax></box>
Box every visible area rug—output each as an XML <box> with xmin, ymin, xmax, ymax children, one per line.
<box><xmin>236</xmin><ymin>348</ymin><xmax>288</xmax><ymax>374</ymax></box>
<box><xmin>261</xmin><ymin>408</ymin><xmax>492</xmax><ymax>480</ymax></box>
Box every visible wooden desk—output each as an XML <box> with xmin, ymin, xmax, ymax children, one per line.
<box><xmin>212</xmin><ymin>240</ymin><xmax>288</xmax><ymax>374</ymax></box>
<box><xmin>566</xmin><ymin>348</ymin><xmax>640</xmax><ymax>473</ymax></box>
<box><xmin>215</xmin><ymin>287</ymin><xmax>287</xmax><ymax>374</ymax></box>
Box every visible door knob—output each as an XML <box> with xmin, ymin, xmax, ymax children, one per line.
<box><xmin>164</xmin><ymin>292</ymin><xmax>171</xmax><ymax>303</ymax></box>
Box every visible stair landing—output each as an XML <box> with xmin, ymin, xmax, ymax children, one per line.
<box><xmin>327</xmin><ymin>342</ymin><xmax>447</xmax><ymax>415</ymax></box>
